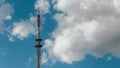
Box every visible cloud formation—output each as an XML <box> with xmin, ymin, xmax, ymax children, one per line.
<box><xmin>35</xmin><ymin>0</ymin><xmax>50</xmax><ymax>14</ymax></box>
<box><xmin>12</xmin><ymin>16</ymin><xmax>36</xmax><ymax>40</ymax></box>
<box><xmin>0</xmin><ymin>1</ymin><xmax>14</xmax><ymax>33</ymax></box>
<box><xmin>11</xmin><ymin>0</ymin><xmax>50</xmax><ymax>40</ymax></box>
<box><xmin>44</xmin><ymin>0</ymin><xmax>120</xmax><ymax>64</ymax></box>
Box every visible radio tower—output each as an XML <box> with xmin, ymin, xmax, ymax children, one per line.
<box><xmin>35</xmin><ymin>7</ymin><xmax>42</xmax><ymax>68</ymax></box>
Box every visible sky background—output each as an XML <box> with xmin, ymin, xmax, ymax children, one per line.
<box><xmin>1</xmin><ymin>0</ymin><xmax>120</xmax><ymax>68</ymax></box>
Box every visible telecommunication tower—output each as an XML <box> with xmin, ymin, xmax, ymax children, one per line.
<box><xmin>35</xmin><ymin>8</ymin><xmax>42</xmax><ymax>68</ymax></box>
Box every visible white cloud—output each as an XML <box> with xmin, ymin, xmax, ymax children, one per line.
<box><xmin>8</xmin><ymin>35</ymin><xmax>14</xmax><ymax>42</ymax></box>
<box><xmin>10</xmin><ymin>0</ymin><xmax>50</xmax><ymax>40</ymax></box>
<box><xmin>35</xmin><ymin>0</ymin><xmax>50</xmax><ymax>14</ymax></box>
<box><xmin>41</xmin><ymin>52</ymin><xmax>48</xmax><ymax>64</ymax></box>
<box><xmin>5</xmin><ymin>15</ymin><xmax>12</xmax><ymax>20</ymax></box>
<box><xmin>11</xmin><ymin>16</ymin><xmax>36</xmax><ymax>40</ymax></box>
<box><xmin>44</xmin><ymin>0</ymin><xmax>120</xmax><ymax>64</ymax></box>
<box><xmin>0</xmin><ymin>1</ymin><xmax>14</xmax><ymax>33</ymax></box>
<box><xmin>114</xmin><ymin>0</ymin><xmax>120</xmax><ymax>9</ymax></box>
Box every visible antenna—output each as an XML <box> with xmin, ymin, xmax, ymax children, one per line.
<box><xmin>35</xmin><ymin>7</ymin><xmax>42</xmax><ymax>68</ymax></box>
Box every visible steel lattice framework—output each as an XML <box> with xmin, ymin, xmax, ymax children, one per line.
<box><xmin>35</xmin><ymin>8</ymin><xmax>42</xmax><ymax>68</ymax></box>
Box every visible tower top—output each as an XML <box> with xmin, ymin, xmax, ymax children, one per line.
<box><xmin>37</xmin><ymin>7</ymin><xmax>40</xmax><ymax>15</ymax></box>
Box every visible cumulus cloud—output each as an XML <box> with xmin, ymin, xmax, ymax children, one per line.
<box><xmin>11</xmin><ymin>0</ymin><xmax>50</xmax><ymax>40</ymax></box>
<box><xmin>5</xmin><ymin>15</ymin><xmax>12</xmax><ymax>20</ymax></box>
<box><xmin>35</xmin><ymin>0</ymin><xmax>50</xmax><ymax>14</ymax></box>
<box><xmin>11</xmin><ymin>16</ymin><xmax>36</xmax><ymax>40</ymax></box>
<box><xmin>41</xmin><ymin>52</ymin><xmax>48</xmax><ymax>64</ymax></box>
<box><xmin>0</xmin><ymin>0</ymin><xmax>14</xmax><ymax>33</ymax></box>
<box><xmin>44</xmin><ymin>0</ymin><xmax>120</xmax><ymax>64</ymax></box>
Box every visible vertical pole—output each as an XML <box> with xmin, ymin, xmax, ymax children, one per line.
<box><xmin>35</xmin><ymin>8</ymin><xmax>42</xmax><ymax>68</ymax></box>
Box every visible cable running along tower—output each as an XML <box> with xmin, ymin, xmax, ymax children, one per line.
<box><xmin>35</xmin><ymin>8</ymin><xmax>42</xmax><ymax>68</ymax></box>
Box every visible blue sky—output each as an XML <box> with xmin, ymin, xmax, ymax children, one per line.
<box><xmin>1</xmin><ymin>0</ymin><xmax>120</xmax><ymax>68</ymax></box>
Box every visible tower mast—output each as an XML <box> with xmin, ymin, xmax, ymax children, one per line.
<box><xmin>35</xmin><ymin>8</ymin><xmax>42</xmax><ymax>68</ymax></box>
